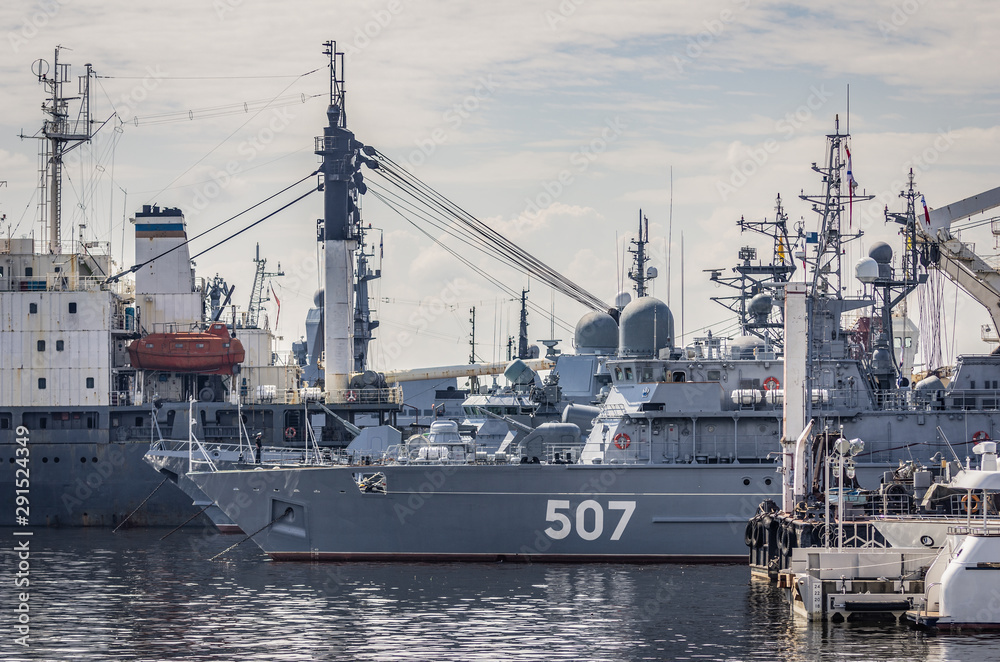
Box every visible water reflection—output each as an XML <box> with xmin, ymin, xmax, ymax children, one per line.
<box><xmin>2</xmin><ymin>528</ymin><xmax>1000</xmax><ymax>661</ymax></box>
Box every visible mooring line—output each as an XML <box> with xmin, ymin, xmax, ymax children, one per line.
<box><xmin>159</xmin><ymin>504</ymin><xmax>213</xmax><ymax>541</ymax></box>
<box><xmin>208</xmin><ymin>509</ymin><xmax>291</xmax><ymax>561</ymax></box>
<box><xmin>113</xmin><ymin>477</ymin><xmax>168</xmax><ymax>533</ymax></box>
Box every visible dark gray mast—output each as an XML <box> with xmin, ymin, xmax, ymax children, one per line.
<box><xmin>626</xmin><ymin>210</ymin><xmax>652</xmax><ymax>298</ymax></box>
<box><xmin>352</xmin><ymin>226</ymin><xmax>381</xmax><ymax>372</ymax></box>
<box><xmin>517</xmin><ymin>288</ymin><xmax>530</xmax><ymax>359</ymax></box>
<box><xmin>708</xmin><ymin>194</ymin><xmax>796</xmax><ymax>347</ymax></box>
<box><xmin>315</xmin><ymin>40</ymin><xmax>377</xmax><ymax>396</ymax></box>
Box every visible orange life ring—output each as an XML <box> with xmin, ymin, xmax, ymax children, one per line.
<box><xmin>973</xmin><ymin>430</ymin><xmax>991</xmax><ymax>442</ymax></box>
<box><xmin>963</xmin><ymin>494</ymin><xmax>981</xmax><ymax>514</ymax></box>
<box><xmin>763</xmin><ymin>376</ymin><xmax>780</xmax><ymax>391</ymax></box>
<box><xmin>284</xmin><ymin>427</ymin><xmax>296</xmax><ymax>439</ymax></box>
<box><xmin>345</xmin><ymin>390</ymin><xmax>358</xmax><ymax>403</ymax></box>
<box><xmin>614</xmin><ymin>432</ymin><xmax>631</xmax><ymax>450</ymax></box>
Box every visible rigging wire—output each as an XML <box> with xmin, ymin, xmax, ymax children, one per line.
<box><xmin>367</xmin><ymin>147</ymin><xmax>609</xmax><ymax>312</ymax></box>
<box><xmin>105</xmin><ymin>171</ymin><xmax>317</xmax><ymax>283</ymax></box>
<box><xmin>142</xmin><ymin>69</ymin><xmax>319</xmax><ymax>205</ymax></box>
<box><xmin>369</xmin><ymin>188</ymin><xmax>576</xmax><ymax>334</ymax></box>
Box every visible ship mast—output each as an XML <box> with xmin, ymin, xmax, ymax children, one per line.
<box><xmin>247</xmin><ymin>243</ymin><xmax>284</xmax><ymax>329</ymax></box>
<box><xmin>25</xmin><ymin>47</ymin><xmax>93</xmax><ymax>254</ymax></box>
<box><xmin>627</xmin><ymin>209</ymin><xmax>656</xmax><ymax>298</ymax></box>
<box><xmin>316</xmin><ymin>40</ymin><xmax>375</xmax><ymax>398</ymax></box>
<box><xmin>798</xmin><ymin>115</ymin><xmax>871</xmax><ymax>298</ymax></box>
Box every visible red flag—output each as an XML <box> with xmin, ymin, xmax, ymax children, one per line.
<box><xmin>845</xmin><ymin>144</ymin><xmax>856</xmax><ymax>228</ymax></box>
<box><xmin>921</xmin><ymin>195</ymin><xmax>931</xmax><ymax>226</ymax></box>
<box><xmin>271</xmin><ymin>283</ymin><xmax>281</xmax><ymax>328</ymax></box>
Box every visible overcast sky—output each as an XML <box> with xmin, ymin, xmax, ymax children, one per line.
<box><xmin>2</xmin><ymin>0</ymin><xmax>1000</xmax><ymax>372</ymax></box>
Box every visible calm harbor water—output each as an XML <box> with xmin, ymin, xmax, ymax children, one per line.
<box><xmin>3</xmin><ymin>527</ymin><xmax>1000</xmax><ymax>661</ymax></box>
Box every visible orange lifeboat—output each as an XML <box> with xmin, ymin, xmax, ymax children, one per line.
<box><xmin>128</xmin><ymin>323</ymin><xmax>245</xmax><ymax>375</ymax></box>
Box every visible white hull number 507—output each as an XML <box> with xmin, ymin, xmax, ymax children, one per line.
<box><xmin>543</xmin><ymin>500</ymin><xmax>636</xmax><ymax>541</ymax></box>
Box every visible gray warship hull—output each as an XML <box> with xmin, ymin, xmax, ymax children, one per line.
<box><xmin>1</xmin><ymin>439</ymin><xmax>204</xmax><ymax>527</ymax></box>
<box><xmin>191</xmin><ymin>462</ymin><xmax>890</xmax><ymax>561</ymax></box>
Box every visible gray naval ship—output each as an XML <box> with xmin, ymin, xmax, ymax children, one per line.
<box><xmin>188</xmin><ymin>42</ymin><xmax>1000</xmax><ymax>561</ymax></box>
<box><xmin>0</xmin><ymin>48</ymin><xmax>399</xmax><ymax>528</ymax></box>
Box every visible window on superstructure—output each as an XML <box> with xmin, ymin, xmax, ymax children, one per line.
<box><xmin>56</xmin><ymin>340</ymin><xmax>64</xmax><ymax>351</ymax></box>
<box><xmin>68</xmin><ymin>302</ymin><xmax>77</xmax><ymax>314</ymax></box>
<box><xmin>37</xmin><ymin>340</ymin><xmax>45</xmax><ymax>351</ymax></box>
<box><xmin>38</xmin><ymin>378</ymin><xmax>46</xmax><ymax>389</ymax></box>
<box><xmin>86</xmin><ymin>377</ymin><xmax>95</xmax><ymax>388</ymax></box>
<box><xmin>29</xmin><ymin>303</ymin><xmax>37</xmax><ymax>314</ymax></box>
<box><xmin>25</xmin><ymin>267</ymin><xmax>32</xmax><ymax>277</ymax></box>
<box><xmin>624</xmin><ymin>367</ymin><xmax>633</xmax><ymax>381</ymax></box>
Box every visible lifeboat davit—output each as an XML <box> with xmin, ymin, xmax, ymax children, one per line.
<box><xmin>128</xmin><ymin>323</ymin><xmax>245</xmax><ymax>375</ymax></box>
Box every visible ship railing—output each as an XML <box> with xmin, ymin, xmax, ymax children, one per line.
<box><xmin>328</xmin><ymin>386</ymin><xmax>404</xmax><ymax>406</ymax></box>
<box><xmin>597</xmin><ymin>403</ymin><xmax>627</xmax><ymax>421</ymax></box>
<box><xmin>110</xmin><ymin>391</ymin><xmax>132</xmax><ymax>407</ymax></box>
<box><xmin>948</xmin><ymin>524</ymin><xmax>1000</xmax><ymax>537</ymax></box>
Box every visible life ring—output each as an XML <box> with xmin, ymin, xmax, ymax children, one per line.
<box><xmin>763</xmin><ymin>376</ymin><xmax>780</xmax><ymax>391</ymax></box>
<box><xmin>963</xmin><ymin>494</ymin><xmax>981</xmax><ymax>514</ymax></box>
<box><xmin>613</xmin><ymin>432</ymin><xmax>631</xmax><ymax>450</ymax></box>
<box><xmin>973</xmin><ymin>430</ymin><xmax>991</xmax><ymax>442</ymax></box>
<box><xmin>284</xmin><ymin>427</ymin><xmax>296</xmax><ymax>439</ymax></box>
<box><xmin>345</xmin><ymin>390</ymin><xmax>358</xmax><ymax>403</ymax></box>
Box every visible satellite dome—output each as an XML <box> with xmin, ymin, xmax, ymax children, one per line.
<box><xmin>618</xmin><ymin>296</ymin><xmax>674</xmax><ymax>357</ymax></box>
<box><xmin>855</xmin><ymin>256</ymin><xmax>879</xmax><ymax>284</ymax></box>
<box><xmin>730</xmin><ymin>335</ymin><xmax>766</xmax><ymax>359</ymax></box>
<box><xmin>614</xmin><ymin>291</ymin><xmax>632</xmax><ymax>310</ymax></box>
<box><xmin>748</xmin><ymin>293</ymin><xmax>773</xmax><ymax>322</ymax></box>
<box><xmin>313</xmin><ymin>289</ymin><xmax>325</xmax><ymax>308</ymax></box>
<box><xmin>869</xmin><ymin>242</ymin><xmax>893</xmax><ymax>264</ymax></box>
<box><xmin>574</xmin><ymin>310</ymin><xmax>619</xmax><ymax>353</ymax></box>
<box><xmin>914</xmin><ymin>375</ymin><xmax>945</xmax><ymax>391</ymax></box>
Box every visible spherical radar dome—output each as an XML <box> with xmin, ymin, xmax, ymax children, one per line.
<box><xmin>574</xmin><ymin>310</ymin><xmax>619</xmax><ymax>353</ymax></box>
<box><xmin>618</xmin><ymin>296</ymin><xmax>674</xmax><ymax>357</ymax></box>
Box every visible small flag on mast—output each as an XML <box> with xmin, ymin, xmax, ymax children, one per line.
<box><xmin>845</xmin><ymin>144</ymin><xmax>857</xmax><ymax>228</ymax></box>
<box><xmin>271</xmin><ymin>283</ymin><xmax>281</xmax><ymax>328</ymax></box>
<box><xmin>921</xmin><ymin>195</ymin><xmax>931</xmax><ymax>226</ymax></box>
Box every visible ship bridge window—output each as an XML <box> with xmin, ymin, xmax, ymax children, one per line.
<box><xmin>672</xmin><ymin>371</ymin><xmax>686</xmax><ymax>383</ymax></box>
<box><xmin>707</xmin><ymin>370</ymin><xmax>721</xmax><ymax>381</ymax></box>
<box><xmin>29</xmin><ymin>303</ymin><xmax>37</xmax><ymax>314</ymax></box>
<box><xmin>624</xmin><ymin>367</ymin><xmax>634</xmax><ymax>381</ymax></box>
<box><xmin>640</xmin><ymin>367</ymin><xmax>655</xmax><ymax>382</ymax></box>
<box><xmin>614</xmin><ymin>367</ymin><xmax>623</xmax><ymax>380</ymax></box>
<box><xmin>68</xmin><ymin>302</ymin><xmax>76</xmax><ymax>314</ymax></box>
